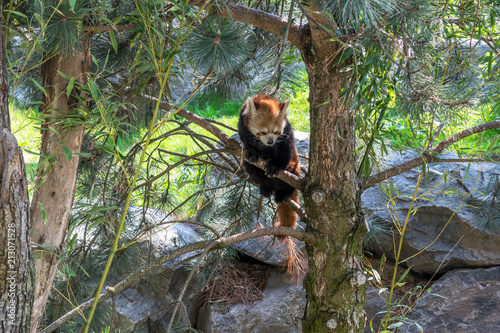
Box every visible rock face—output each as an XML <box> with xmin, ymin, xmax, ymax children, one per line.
<box><xmin>362</xmin><ymin>150</ymin><xmax>500</xmax><ymax>275</ymax></box>
<box><xmin>405</xmin><ymin>266</ymin><xmax>500</xmax><ymax>333</ymax></box>
<box><xmin>231</xmin><ymin>226</ymin><xmax>306</xmax><ymax>266</ymax></box>
<box><xmin>111</xmin><ymin>288</ymin><xmax>169</xmax><ymax>332</ymax></box>
<box><xmin>197</xmin><ymin>269</ymin><xmax>306</xmax><ymax>333</ymax></box>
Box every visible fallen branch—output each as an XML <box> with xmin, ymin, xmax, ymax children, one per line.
<box><xmin>39</xmin><ymin>227</ymin><xmax>314</xmax><ymax>333</ymax></box>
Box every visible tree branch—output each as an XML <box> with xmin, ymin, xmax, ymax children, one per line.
<box><xmin>190</xmin><ymin>0</ymin><xmax>305</xmax><ymax>48</ymax></box>
<box><xmin>361</xmin><ymin>120</ymin><xmax>500</xmax><ymax>191</ymax></box>
<box><xmin>39</xmin><ymin>227</ymin><xmax>314</xmax><ymax>333</ymax></box>
<box><xmin>139</xmin><ymin>94</ymin><xmax>307</xmax><ymax>191</ymax></box>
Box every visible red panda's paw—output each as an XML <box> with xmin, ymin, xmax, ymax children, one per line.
<box><xmin>244</xmin><ymin>147</ymin><xmax>259</xmax><ymax>163</ymax></box>
<box><xmin>264</xmin><ymin>160</ymin><xmax>281</xmax><ymax>178</ymax></box>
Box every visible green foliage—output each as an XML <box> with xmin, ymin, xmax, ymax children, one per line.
<box><xmin>321</xmin><ymin>0</ymin><xmax>399</xmax><ymax>29</ymax></box>
<box><xmin>9</xmin><ymin>103</ymin><xmax>40</xmax><ymax>162</ymax></box>
<box><xmin>31</xmin><ymin>0</ymin><xmax>92</xmax><ymax>55</ymax></box>
<box><xmin>185</xmin><ymin>16</ymin><xmax>253</xmax><ymax>72</ymax></box>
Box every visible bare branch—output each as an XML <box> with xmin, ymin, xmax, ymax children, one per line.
<box><xmin>428</xmin><ymin>97</ymin><xmax>470</xmax><ymax>107</ymax></box>
<box><xmin>195</xmin><ymin>1</ymin><xmax>305</xmax><ymax>48</ymax></box>
<box><xmin>361</xmin><ymin>120</ymin><xmax>500</xmax><ymax>191</ymax></box>
<box><xmin>285</xmin><ymin>198</ymin><xmax>308</xmax><ymax>222</ymax></box>
<box><xmin>39</xmin><ymin>227</ymin><xmax>314</xmax><ymax>333</ymax></box>
<box><xmin>428</xmin><ymin>123</ymin><xmax>445</xmax><ymax>149</ymax></box>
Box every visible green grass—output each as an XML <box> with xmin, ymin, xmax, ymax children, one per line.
<box><xmin>184</xmin><ymin>69</ymin><xmax>311</xmax><ymax>133</ymax></box>
<box><xmin>381</xmin><ymin>103</ymin><xmax>500</xmax><ymax>157</ymax></box>
<box><xmin>9</xmin><ymin>103</ymin><xmax>41</xmax><ymax>164</ymax></box>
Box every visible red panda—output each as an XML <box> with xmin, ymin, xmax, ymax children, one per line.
<box><xmin>237</xmin><ymin>94</ymin><xmax>301</xmax><ymax>229</ymax></box>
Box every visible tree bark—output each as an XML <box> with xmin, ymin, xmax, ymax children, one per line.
<box><xmin>299</xmin><ymin>7</ymin><xmax>367</xmax><ymax>333</ymax></box>
<box><xmin>0</xmin><ymin>5</ymin><xmax>34</xmax><ymax>331</ymax></box>
<box><xmin>0</xmin><ymin>129</ymin><xmax>33</xmax><ymax>333</ymax></box>
<box><xmin>30</xmin><ymin>39</ymin><xmax>91</xmax><ymax>332</ymax></box>
<box><xmin>0</xmin><ymin>2</ymin><xmax>10</xmax><ymax>130</ymax></box>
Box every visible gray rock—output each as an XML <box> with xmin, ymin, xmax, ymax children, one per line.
<box><xmin>232</xmin><ymin>225</ymin><xmax>306</xmax><ymax>266</ymax></box>
<box><xmin>197</xmin><ymin>267</ymin><xmax>390</xmax><ymax>333</ymax></box>
<box><xmin>362</xmin><ymin>150</ymin><xmax>500</xmax><ymax>275</ymax></box>
<box><xmin>111</xmin><ymin>288</ymin><xmax>168</xmax><ymax>332</ymax></box>
<box><xmin>364</xmin><ymin>287</ymin><xmax>388</xmax><ymax>333</ymax></box>
<box><xmin>405</xmin><ymin>266</ymin><xmax>500</xmax><ymax>333</ymax></box>
<box><xmin>198</xmin><ymin>269</ymin><xmax>306</xmax><ymax>333</ymax></box>
<box><xmin>101</xmin><ymin>207</ymin><xmax>203</xmax><ymax>332</ymax></box>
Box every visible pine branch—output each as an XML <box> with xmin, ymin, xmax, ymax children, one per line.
<box><xmin>361</xmin><ymin>120</ymin><xmax>500</xmax><ymax>191</ymax></box>
<box><xmin>190</xmin><ymin>0</ymin><xmax>305</xmax><ymax>48</ymax></box>
<box><xmin>39</xmin><ymin>227</ymin><xmax>314</xmax><ymax>333</ymax></box>
<box><xmin>375</xmin><ymin>29</ymin><xmax>428</xmax><ymax>75</ymax></box>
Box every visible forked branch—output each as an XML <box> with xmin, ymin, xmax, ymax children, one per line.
<box><xmin>189</xmin><ymin>0</ymin><xmax>305</xmax><ymax>48</ymax></box>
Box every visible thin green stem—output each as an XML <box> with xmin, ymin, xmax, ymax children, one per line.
<box><xmin>382</xmin><ymin>171</ymin><xmax>423</xmax><ymax>330</ymax></box>
<box><xmin>81</xmin><ymin>89</ymin><xmax>167</xmax><ymax>333</ymax></box>
<box><xmin>81</xmin><ymin>2</ymin><xmax>211</xmax><ymax>330</ymax></box>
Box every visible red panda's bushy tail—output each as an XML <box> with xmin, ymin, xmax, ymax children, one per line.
<box><xmin>275</xmin><ymin>189</ymin><xmax>299</xmax><ymax>229</ymax></box>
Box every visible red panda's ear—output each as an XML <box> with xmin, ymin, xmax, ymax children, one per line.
<box><xmin>243</xmin><ymin>96</ymin><xmax>257</xmax><ymax>116</ymax></box>
<box><xmin>279</xmin><ymin>100</ymin><xmax>290</xmax><ymax>116</ymax></box>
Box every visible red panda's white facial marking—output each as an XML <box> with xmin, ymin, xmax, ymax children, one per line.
<box><xmin>243</xmin><ymin>96</ymin><xmax>289</xmax><ymax>147</ymax></box>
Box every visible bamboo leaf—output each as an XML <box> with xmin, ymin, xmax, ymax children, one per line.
<box><xmin>30</xmin><ymin>78</ymin><xmax>48</xmax><ymax>96</ymax></box>
<box><xmin>62</xmin><ymin>146</ymin><xmax>72</xmax><ymax>161</ymax></box>
<box><xmin>388</xmin><ymin>322</ymin><xmax>403</xmax><ymax>329</ymax></box>
<box><xmin>109</xmin><ymin>31</ymin><xmax>118</xmax><ymax>53</ymax></box>
<box><xmin>73</xmin><ymin>152</ymin><xmax>92</xmax><ymax>158</ymax></box>
<box><xmin>38</xmin><ymin>203</ymin><xmax>47</xmax><ymax>223</ymax></box>
<box><xmin>66</xmin><ymin>77</ymin><xmax>75</xmax><ymax>99</ymax></box>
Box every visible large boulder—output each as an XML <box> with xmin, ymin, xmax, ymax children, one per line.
<box><xmin>362</xmin><ymin>150</ymin><xmax>500</xmax><ymax>275</ymax></box>
<box><xmin>405</xmin><ymin>266</ymin><xmax>500</xmax><ymax>332</ymax></box>
<box><xmin>103</xmin><ymin>207</ymin><xmax>203</xmax><ymax>332</ymax></box>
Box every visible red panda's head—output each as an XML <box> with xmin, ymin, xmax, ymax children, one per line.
<box><xmin>242</xmin><ymin>95</ymin><xmax>290</xmax><ymax>147</ymax></box>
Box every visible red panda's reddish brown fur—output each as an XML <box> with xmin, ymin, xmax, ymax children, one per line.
<box><xmin>276</xmin><ymin>189</ymin><xmax>299</xmax><ymax>229</ymax></box>
<box><xmin>237</xmin><ymin>94</ymin><xmax>301</xmax><ymax>230</ymax></box>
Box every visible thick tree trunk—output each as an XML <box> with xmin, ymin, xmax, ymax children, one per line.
<box><xmin>0</xmin><ymin>129</ymin><xmax>33</xmax><ymax>333</ymax></box>
<box><xmin>300</xmin><ymin>15</ymin><xmax>367</xmax><ymax>333</ymax></box>
<box><xmin>30</xmin><ymin>39</ymin><xmax>90</xmax><ymax>332</ymax></box>
<box><xmin>0</xmin><ymin>6</ymin><xmax>34</xmax><ymax>331</ymax></box>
